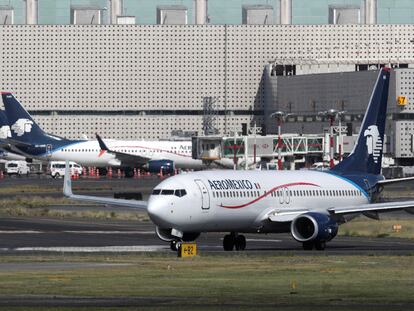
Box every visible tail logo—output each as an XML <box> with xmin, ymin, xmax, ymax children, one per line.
<box><xmin>0</xmin><ymin>126</ymin><xmax>11</xmax><ymax>139</ymax></box>
<box><xmin>11</xmin><ymin>118</ymin><xmax>33</xmax><ymax>136</ymax></box>
<box><xmin>364</xmin><ymin>125</ymin><xmax>382</xmax><ymax>163</ymax></box>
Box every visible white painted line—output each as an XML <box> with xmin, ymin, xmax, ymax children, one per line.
<box><xmin>10</xmin><ymin>245</ymin><xmax>168</xmax><ymax>252</ymax></box>
<box><xmin>246</xmin><ymin>239</ymin><xmax>282</xmax><ymax>242</ymax></box>
<box><xmin>63</xmin><ymin>231</ymin><xmax>155</xmax><ymax>234</ymax></box>
<box><xmin>0</xmin><ymin>231</ymin><xmax>43</xmax><ymax>234</ymax></box>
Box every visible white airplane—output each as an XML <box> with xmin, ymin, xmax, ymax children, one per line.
<box><xmin>63</xmin><ymin>68</ymin><xmax>414</xmax><ymax>251</ymax></box>
<box><xmin>1</xmin><ymin>92</ymin><xmax>234</xmax><ymax>176</ymax></box>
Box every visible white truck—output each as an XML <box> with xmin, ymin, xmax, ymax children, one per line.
<box><xmin>49</xmin><ymin>161</ymin><xmax>83</xmax><ymax>178</ymax></box>
<box><xmin>5</xmin><ymin>161</ymin><xmax>30</xmax><ymax>176</ymax></box>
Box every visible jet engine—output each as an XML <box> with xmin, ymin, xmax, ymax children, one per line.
<box><xmin>147</xmin><ymin>160</ymin><xmax>174</xmax><ymax>175</ymax></box>
<box><xmin>155</xmin><ymin>227</ymin><xmax>200</xmax><ymax>242</ymax></box>
<box><xmin>291</xmin><ymin>212</ymin><xmax>338</xmax><ymax>249</ymax></box>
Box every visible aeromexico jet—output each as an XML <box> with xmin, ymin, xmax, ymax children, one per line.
<box><xmin>63</xmin><ymin>68</ymin><xmax>414</xmax><ymax>251</ymax></box>
<box><xmin>0</xmin><ymin>93</ymin><xmax>233</xmax><ymax>175</ymax></box>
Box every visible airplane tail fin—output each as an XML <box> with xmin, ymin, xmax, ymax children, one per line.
<box><xmin>0</xmin><ymin>110</ymin><xmax>7</xmax><ymax>126</ymax></box>
<box><xmin>0</xmin><ymin>110</ymin><xmax>12</xmax><ymax>140</ymax></box>
<box><xmin>331</xmin><ymin>68</ymin><xmax>391</xmax><ymax>176</ymax></box>
<box><xmin>1</xmin><ymin>92</ymin><xmax>46</xmax><ymax>143</ymax></box>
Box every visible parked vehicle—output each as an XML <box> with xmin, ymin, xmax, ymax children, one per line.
<box><xmin>50</xmin><ymin>161</ymin><xmax>83</xmax><ymax>178</ymax></box>
<box><xmin>5</xmin><ymin>161</ymin><xmax>30</xmax><ymax>176</ymax></box>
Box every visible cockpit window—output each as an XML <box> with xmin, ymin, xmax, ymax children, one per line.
<box><xmin>175</xmin><ymin>189</ymin><xmax>187</xmax><ymax>197</ymax></box>
<box><xmin>153</xmin><ymin>189</ymin><xmax>187</xmax><ymax>197</ymax></box>
<box><xmin>161</xmin><ymin>189</ymin><xmax>174</xmax><ymax>195</ymax></box>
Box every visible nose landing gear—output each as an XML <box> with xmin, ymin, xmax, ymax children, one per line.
<box><xmin>170</xmin><ymin>240</ymin><xmax>182</xmax><ymax>251</ymax></box>
<box><xmin>223</xmin><ymin>232</ymin><xmax>246</xmax><ymax>251</ymax></box>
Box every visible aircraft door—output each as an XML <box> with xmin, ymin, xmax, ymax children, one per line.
<box><xmin>284</xmin><ymin>188</ymin><xmax>291</xmax><ymax>204</ymax></box>
<box><xmin>194</xmin><ymin>179</ymin><xmax>210</xmax><ymax>210</ymax></box>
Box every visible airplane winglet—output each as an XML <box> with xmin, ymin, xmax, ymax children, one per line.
<box><xmin>63</xmin><ymin>160</ymin><xmax>73</xmax><ymax>197</ymax></box>
<box><xmin>61</xmin><ymin>159</ymin><xmax>147</xmax><ymax>209</ymax></box>
<box><xmin>96</xmin><ymin>133</ymin><xmax>109</xmax><ymax>151</ymax></box>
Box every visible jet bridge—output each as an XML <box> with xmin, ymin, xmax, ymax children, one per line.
<box><xmin>192</xmin><ymin>134</ymin><xmax>325</xmax><ymax>165</ymax></box>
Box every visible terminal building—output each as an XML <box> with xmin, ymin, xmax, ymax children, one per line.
<box><xmin>0</xmin><ymin>0</ymin><xmax>414</xmax><ymax>163</ymax></box>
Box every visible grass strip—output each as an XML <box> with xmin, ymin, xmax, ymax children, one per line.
<box><xmin>0</xmin><ymin>253</ymin><xmax>412</xmax><ymax>309</ymax></box>
<box><xmin>339</xmin><ymin>218</ymin><xmax>414</xmax><ymax>239</ymax></box>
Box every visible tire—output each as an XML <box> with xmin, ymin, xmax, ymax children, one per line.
<box><xmin>54</xmin><ymin>173</ymin><xmax>60</xmax><ymax>179</ymax></box>
<box><xmin>315</xmin><ymin>241</ymin><xmax>326</xmax><ymax>251</ymax></box>
<box><xmin>235</xmin><ymin>235</ymin><xmax>246</xmax><ymax>251</ymax></box>
<box><xmin>302</xmin><ymin>241</ymin><xmax>314</xmax><ymax>250</ymax></box>
<box><xmin>170</xmin><ymin>240</ymin><xmax>180</xmax><ymax>251</ymax></box>
<box><xmin>223</xmin><ymin>235</ymin><xmax>235</xmax><ymax>251</ymax></box>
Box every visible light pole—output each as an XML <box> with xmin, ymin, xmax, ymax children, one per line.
<box><xmin>233</xmin><ymin>124</ymin><xmax>238</xmax><ymax>171</ymax></box>
<box><xmin>319</xmin><ymin>109</ymin><xmax>346</xmax><ymax>168</ymax></box>
<box><xmin>249</xmin><ymin>123</ymin><xmax>262</xmax><ymax>166</ymax></box>
<box><xmin>270</xmin><ymin>111</ymin><xmax>293</xmax><ymax>170</ymax></box>
<box><xmin>336</xmin><ymin>111</ymin><xmax>346</xmax><ymax>162</ymax></box>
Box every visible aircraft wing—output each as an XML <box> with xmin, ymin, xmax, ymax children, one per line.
<box><xmin>96</xmin><ymin>134</ymin><xmax>150</xmax><ymax>166</ymax></box>
<box><xmin>63</xmin><ymin>161</ymin><xmax>147</xmax><ymax>209</ymax></box>
<box><xmin>266</xmin><ymin>199</ymin><xmax>414</xmax><ymax>222</ymax></box>
<box><xmin>328</xmin><ymin>200</ymin><xmax>414</xmax><ymax>215</ymax></box>
<box><xmin>267</xmin><ymin>209</ymin><xmax>310</xmax><ymax>222</ymax></box>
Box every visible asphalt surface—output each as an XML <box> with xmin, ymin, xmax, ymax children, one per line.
<box><xmin>0</xmin><ymin>175</ymin><xmax>414</xmax><ymax>255</ymax></box>
<box><xmin>0</xmin><ymin>216</ymin><xmax>413</xmax><ymax>255</ymax></box>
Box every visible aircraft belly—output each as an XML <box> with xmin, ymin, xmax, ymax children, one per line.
<box><xmin>206</xmin><ymin>204</ymin><xmax>258</xmax><ymax>231</ymax></box>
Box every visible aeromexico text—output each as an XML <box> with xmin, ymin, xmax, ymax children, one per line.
<box><xmin>208</xmin><ymin>179</ymin><xmax>254</xmax><ymax>190</ymax></box>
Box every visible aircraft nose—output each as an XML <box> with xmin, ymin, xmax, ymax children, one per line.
<box><xmin>147</xmin><ymin>197</ymin><xmax>170</xmax><ymax>227</ymax></box>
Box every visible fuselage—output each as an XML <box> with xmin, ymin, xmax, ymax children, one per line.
<box><xmin>14</xmin><ymin>139</ymin><xmax>233</xmax><ymax>169</ymax></box>
<box><xmin>147</xmin><ymin>170</ymin><xmax>371</xmax><ymax>233</ymax></box>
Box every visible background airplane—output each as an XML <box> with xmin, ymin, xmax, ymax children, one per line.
<box><xmin>63</xmin><ymin>68</ymin><xmax>414</xmax><ymax>251</ymax></box>
<box><xmin>1</xmin><ymin>92</ymin><xmax>233</xmax><ymax>176</ymax></box>
<box><xmin>0</xmin><ymin>110</ymin><xmax>28</xmax><ymax>161</ymax></box>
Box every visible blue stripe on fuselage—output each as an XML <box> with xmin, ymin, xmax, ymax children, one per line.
<box><xmin>36</xmin><ymin>140</ymin><xmax>88</xmax><ymax>157</ymax></box>
<box><xmin>16</xmin><ymin>140</ymin><xmax>87</xmax><ymax>157</ymax></box>
<box><xmin>324</xmin><ymin>171</ymin><xmax>371</xmax><ymax>202</ymax></box>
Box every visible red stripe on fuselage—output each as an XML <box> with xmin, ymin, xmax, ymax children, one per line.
<box><xmin>220</xmin><ymin>182</ymin><xmax>320</xmax><ymax>209</ymax></box>
<box><xmin>110</xmin><ymin>145</ymin><xmax>192</xmax><ymax>158</ymax></box>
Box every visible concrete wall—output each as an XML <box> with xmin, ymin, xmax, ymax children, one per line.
<box><xmin>0</xmin><ymin>24</ymin><xmax>414</xmax><ymax>141</ymax></box>
<box><xmin>264</xmin><ymin>68</ymin><xmax>414</xmax><ymax>160</ymax></box>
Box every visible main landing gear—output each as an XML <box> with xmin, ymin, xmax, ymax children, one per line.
<box><xmin>302</xmin><ymin>241</ymin><xmax>326</xmax><ymax>251</ymax></box>
<box><xmin>223</xmin><ymin>232</ymin><xmax>246</xmax><ymax>251</ymax></box>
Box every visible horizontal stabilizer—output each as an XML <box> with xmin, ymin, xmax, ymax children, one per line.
<box><xmin>377</xmin><ymin>176</ymin><xmax>414</xmax><ymax>186</ymax></box>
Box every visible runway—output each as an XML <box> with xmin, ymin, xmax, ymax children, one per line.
<box><xmin>0</xmin><ymin>217</ymin><xmax>413</xmax><ymax>255</ymax></box>
<box><xmin>0</xmin><ymin>176</ymin><xmax>413</xmax><ymax>255</ymax></box>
